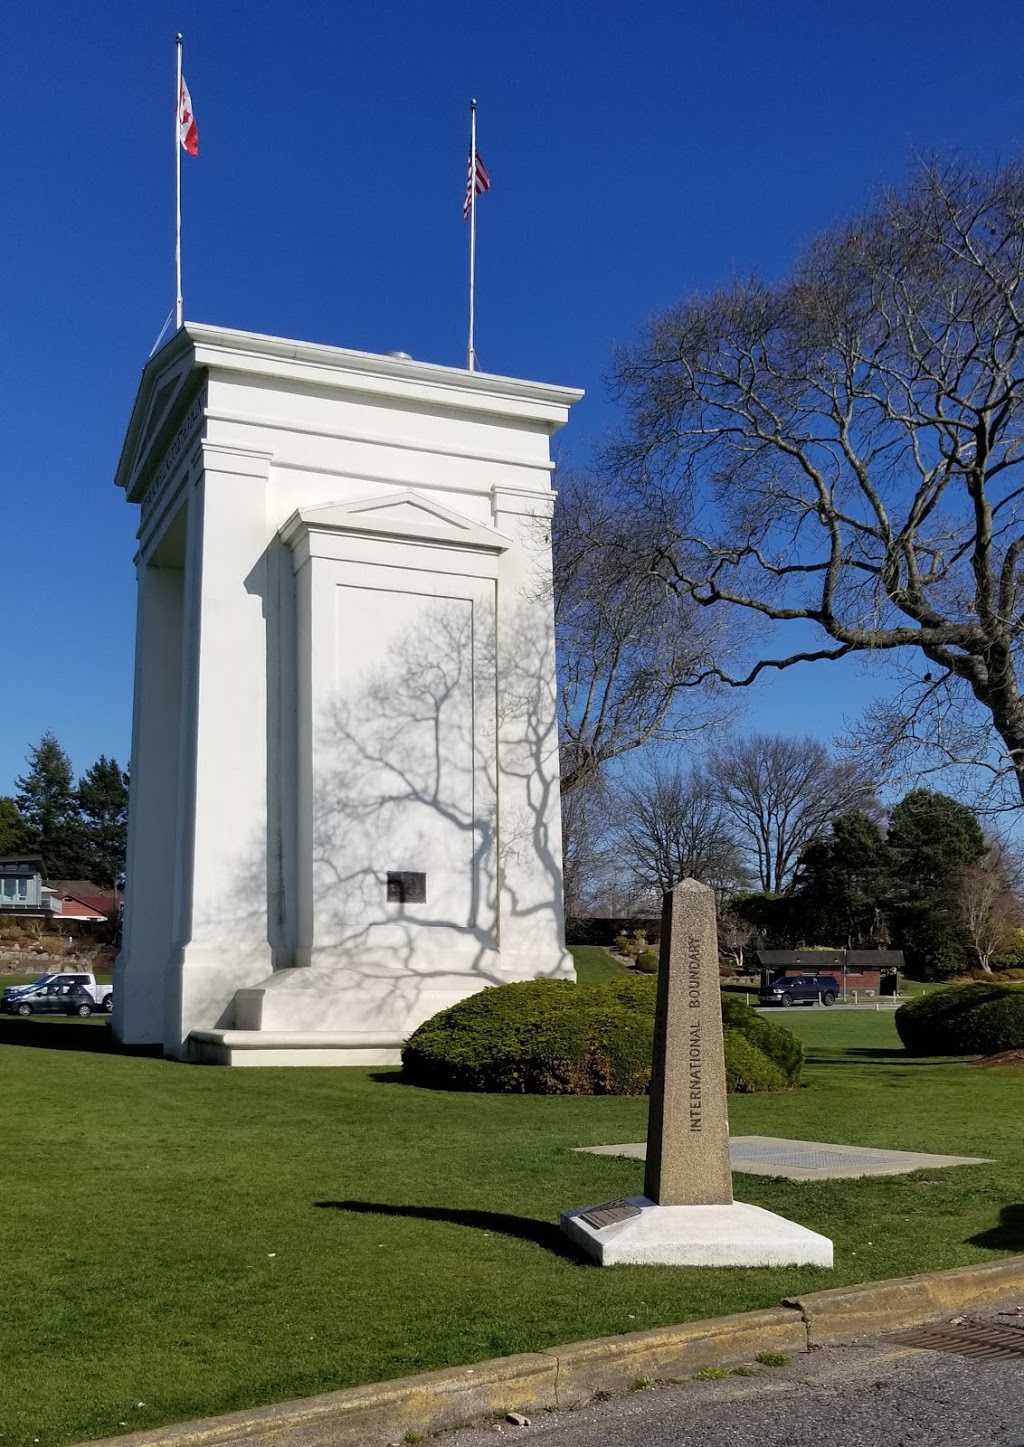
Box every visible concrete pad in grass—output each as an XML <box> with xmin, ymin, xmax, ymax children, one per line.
<box><xmin>575</xmin><ymin>1136</ymin><xmax>991</xmax><ymax>1180</ymax></box>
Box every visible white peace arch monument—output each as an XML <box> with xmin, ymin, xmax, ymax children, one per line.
<box><xmin>111</xmin><ymin>324</ymin><xmax>581</xmax><ymax>1065</ymax></box>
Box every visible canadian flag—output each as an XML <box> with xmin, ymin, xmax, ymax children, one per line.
<box><xmin>178</xmin><ymin>72</ymin><xmax>198</xmax><ymax>156</ymax></box>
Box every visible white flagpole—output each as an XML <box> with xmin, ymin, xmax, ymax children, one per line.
<box><xmin>175</xmin><ymin>33</ymin><xmax>183</xmax><ymax>331</ymax></box>
<box><xmin>467</xmin><ymin>98</ymin><xmax>477</xmax><ymax>372</ymax></box>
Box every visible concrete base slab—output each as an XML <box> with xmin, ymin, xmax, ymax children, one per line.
<box><xmin>575</xmin><ymin>1135</ymin><xmax>992</xmax><ymax>1181</ymax></box>
<box><xmin>188</xmin><ymin>1030</ymin><xmax>402</xmax><ymax>1067</ymax></box>
<box><xmin>560</xmin><ymin>1197</ymin><xmax>834</xmax><ymax>1267</ymax></box>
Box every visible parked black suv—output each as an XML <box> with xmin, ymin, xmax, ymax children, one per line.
<box><xmin>758</xmin><ymin>974</ymin><xmax>840</xmax><ymax>1007</ymax></box>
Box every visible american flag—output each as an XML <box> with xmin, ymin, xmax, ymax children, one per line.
<box><xmin>463</xmin><ymin>150</ymin><xmax>490</xmax><ymax>220</ymax></box>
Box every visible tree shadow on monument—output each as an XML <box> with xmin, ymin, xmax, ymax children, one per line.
<box><xmin>223</xmin><ymin>586</ymin><xmax>572</xmax><ymax>1034</ymax></box>
<box><xmin>314</xmin><ymin>1199</ymin><xmax>585</xmax><ymax>1262</ymax></box>
<box><xmin>309</xmin><ymin>600</ymin><xmax>500</xmax><ymax>976</ymax></box>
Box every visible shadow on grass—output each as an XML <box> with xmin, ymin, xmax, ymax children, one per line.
<box><xmin>0</xmin><ymin>1020</ymin><xmax>163</xmax><ymax>1057</ymax></box>
<box><xmin>808</xmin><ymin>1048</ymin><xmax>956</xmax><ymax>1066</ymax></box>
<box><xmin>967</xmin><ymin>1204</ymin><xmax>1024</xmax><ymax>1252</ymax></box>
<box><xmin>367</xmin><ymin>1071</ymin><xmax>495</xmax><ymax>1093</ymax></box>
<box><xmin>315</xmin><ymin>1200</ymin><xmax>586</xmax><ymax>1262</ymax></box>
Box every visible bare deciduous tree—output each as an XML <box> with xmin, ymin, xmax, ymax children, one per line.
<box><xmin>553</xmin><ymin>472</ymin><xmax>735</xmax><ymax>795</ymax></box>
<box><xmin>560</xmin><ymin>772</ymin><xmax>613</xmax><ymax>925</ymax></box>
<box><xmin>615</xmin><ymin>758</ymin><xmax>748</xmax><ymax>900</ymax></box>
<box><xmin>611</xmin><ymin>160</ymin><xmax>1024</xmax><ymax>811</ymax></box>
<box><xmin>960</xmin><ymin>850</ymin><xmax>1023</xmax><ymax>972</ymax></box>
<box><xmin>717</xmin><ymin>904</ymin><xmax>754</xmax><ymax>973</ymax></box>
<box><xmin>712</xmin><ymin>733</ymin><xmax>876</xmax><ymax>894</ymax></box>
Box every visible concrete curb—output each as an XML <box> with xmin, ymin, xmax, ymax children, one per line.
<box><xmin>786</xmin><ymin>1255</ymin><xmax>1024</xmax><ymax>1347</ymax></box>
<box><xmin>78</xmin><ymin>1257</ymin><xmax>1024</xmax><ymax>1447</ymax></box>
<box><xmin>548</xmin><ymin>1307</ymin><xmax>804</xmax><ymax>1406</ymax></box>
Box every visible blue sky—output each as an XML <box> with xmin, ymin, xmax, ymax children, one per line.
<box><xmin>3</xmin><ymin>0</ymin><xmax>1024</xmax><ymax>793</ymax></box>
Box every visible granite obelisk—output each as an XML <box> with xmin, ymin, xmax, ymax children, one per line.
<box><xmin>644</xmin><ymin>878</ymin><xmax>733</xmax><ymax>1206</ymax></box>
<box><xmin>560</xmin><ymin>879</ymin><xmax>833</xmax><ymax>1267</ymax></box>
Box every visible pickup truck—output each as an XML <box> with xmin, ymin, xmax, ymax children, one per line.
<box><xmin>1</xmin><ymin>971</ymin><xmax>113</xmax><ymax>1013</ymax></box>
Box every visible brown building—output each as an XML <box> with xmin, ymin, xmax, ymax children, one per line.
<box><xmin>755</xmin><ymin>949</ymin><xmax>903</xmax><ymax>996</ymax></box>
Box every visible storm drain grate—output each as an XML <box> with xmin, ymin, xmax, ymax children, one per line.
<box><xmin>889</xmin><ymin>1323</ymin><xmax>1024</xmax><ymax>1362</ymax></box>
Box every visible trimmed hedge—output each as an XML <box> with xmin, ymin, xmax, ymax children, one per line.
<box><xmin>401</xmin><ymin>978</ymin><xmax>802</xmax><ymax>1095</ymax></box>
<box><xmin>722</xmin><ymin>993</ymin><xmax>803</xmax><ymax>1091</ymax></box>
<box><xmin>895</xmin><ymin>981</ymin><xmax>1024</xmax><ymax>1056</ymax></box>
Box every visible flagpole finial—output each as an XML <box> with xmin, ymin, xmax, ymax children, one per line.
<box><xmin>176</xmin><ymin>32</ymin><xmax>183</xmax><ymax>44</ymax></box>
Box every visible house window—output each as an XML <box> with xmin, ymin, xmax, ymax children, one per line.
<box><xmin>1</xmin><ymin>877</ymin><xmax>29</xmax><ymax>900</ymax></box>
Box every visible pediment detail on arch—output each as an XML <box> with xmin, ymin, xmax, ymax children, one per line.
<box><xmin>128</xmin><ymin>356</ymin><xmax>196</xmax><ymax>480</ymax></box>
<box><xmin>280</xmin><ymin>488</ymin><xmax>511</xmax><ymax>553</ymax></box>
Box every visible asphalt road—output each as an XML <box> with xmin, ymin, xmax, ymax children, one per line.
<box><xmin>752</xmin><ymin>1003</ymin><xmax>899</xmax><ymax>1012</ymax></box>
<box><xmin>443</xmin><ymin>1324</ymin><xmax>1024</xmax><ymax>1447</ymax></box>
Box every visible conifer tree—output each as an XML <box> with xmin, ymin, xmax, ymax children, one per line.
<box><xmin>77</xmin><ymin>756</ymin><xmax>129</xmax><ymax>888</ymax></box>
<box><xmin>0</xmin><ymin>796</ymin><xmax>24</xmax><ymax>854</ymax></box>
<box><xmin>793</xmin><ymin>813</ymin><xmax>892</xmax><ymax>949</ymax></box>
<box><xmin>15</xmin><ymin>733</ymin><xmax>88</xmax><ymax>879</ymax></box>
<box><xmin>887</xmin><ymin>791</ymin><xmax>986</xmax><ymax>976</ymax></box>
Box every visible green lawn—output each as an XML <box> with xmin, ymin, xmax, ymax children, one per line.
<box><xmin>1</xmin><ymin>989</ymin><xmax>1022</xmax><ymax>1447</ymax></box>
<box><xmin>897</xmin><ymin>977</ymin><xmax>954</xmax><ymax>997</ymax></box>
<box><xmin>570</xmin><ymin>945</ymin><xmax>631</xmax><ymax>985</ymax></box>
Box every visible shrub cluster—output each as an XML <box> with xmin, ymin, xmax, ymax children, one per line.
<box><xmin>634</xmin><ymin>950</ymin><xmax>660</xmax><ymax>974</ymax></box>
<box><xmin>613</xmin><ymin>931</ymin><xmax>656</xmax><ymax>962</ymax></box>
<box><xmin>968</xmin><ymin>965</ymin><xmax>1024</xmax><ymax>982</ymax></box>
<box><xmin>721</xmin><ymin>994</ymin><xmax>803</xmax><ymax>1091</ymax></box>
<box><xmin>401</xmin><ymin>978</ymin><xmax>802</xmax><ymax>1095</ymax></box>
<box><xmin>895</xmin><ymin>981</ymin><xmax>1024</xmax><ymax>1056</ymax></box>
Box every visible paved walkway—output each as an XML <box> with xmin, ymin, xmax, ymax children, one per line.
<box><xmin>750</xmin><ymin>1001</ymin><xmax>900</xmax><ymax>1012</ymax></box>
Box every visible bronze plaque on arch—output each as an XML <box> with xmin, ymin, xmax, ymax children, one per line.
<box><xmin>387</xmin><ymin>872</ymin><xmax>426</xmax><ymax>904</ymax></box>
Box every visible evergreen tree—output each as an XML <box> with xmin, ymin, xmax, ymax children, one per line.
<box><xmin>792</xmin><ymin>813</ymin><xmax>892</xmax><ymax>948</ymax></box>
<box><xmin>0</xmin><ymin>796</ymin><xmax>24</xmax><ymax>854</ymax></box>
<box><xmin>15</xmin><ymin>733</ymin><xmax>88</xmax><ymax>879</ymax></box>
<box><xmin>730</xmin><ymin>891</ymin><xmax>798</xmax><ymax>948</ymax></box>
<box><xmin>77</xmin><ymin>756</ymin><xmax>129</xmax><ymax>888</ymax></box>
<box><xmin>887</xmin><ymin>790</ymin><xmax>987</xmax><ymax>976</ymax></box>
